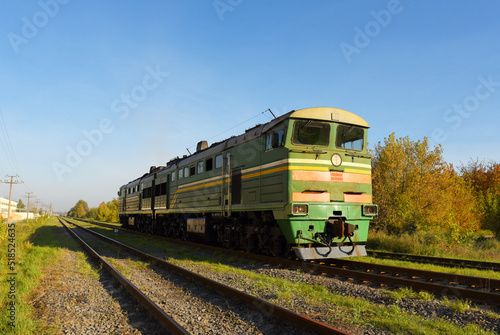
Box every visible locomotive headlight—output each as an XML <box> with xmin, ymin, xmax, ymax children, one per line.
<box><xmin>331</xmin><ymin>153</ymin><xmax>342</xmax><ymax>167</ymax></box>
<box><xmin>362</xmin><ymin>204</ymin><xmax>378</xmax><ymax>216</ymax></box>
<box><xmin>292</xmin><ymin>204</ymin><xmax>308</xmax><ymax>215</ymax></box>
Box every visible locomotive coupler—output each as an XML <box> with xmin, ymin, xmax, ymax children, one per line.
<box><xmin>324</xmin><ymin>218</ymin><xmax>358</xmax><ymax>240</ymax></box>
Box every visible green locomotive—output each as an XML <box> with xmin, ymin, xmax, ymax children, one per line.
<box><xmin>118</xmin><ymin>107</ymin><xmax>377</xmax><ymax>259</ymax></box>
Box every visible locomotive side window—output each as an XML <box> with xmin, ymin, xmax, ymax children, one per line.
<box><xmin>215</xmin><ymin>154</ymin><xmax>223</xmax><ymax>169</ymax></box>
<box><xmin>178</xmin><ymin>169</ymin><xmax>183</xmax><ymax>180</ymax></box>
<box><xmin>172</xmin><ymin>171</ymin><xmax>176</xmax><ymax>181</ymax></box>
<box><xmin>336</xmin><ymin>125</ymin><xmax>364</xmax><ymax>151</ymax></box>
<box><xmin>292</xmin><ymin>120</ymin><xmax>330</xmax><ymax>146</ymax></box>
<box><xmin>190</xmin><ymin>165</ymin><xmax>195</xmax><ymax>176</ymax></box>
<box><xmin>197</xmin><ymin>161</ymin><xmax>204</xmax><ymax>174</ymax></box>
<box><xmin>265</xmin><ymin>129</ymin><xmax>285</xmax><ymax>151</ymax></box>
<box><xmin>206</xmin><ymin>157</ymin><xmax>213</xmax><ymax>171</ymax></box>
<box><xmin>184</xmin><ymin>167</ymin><xmax>189</xmax><ymax>178</ymax></box>
<box><xmin>160</xmin><ymin>182</ymin><xmax>167</xmax><ymax>195</ymax></box>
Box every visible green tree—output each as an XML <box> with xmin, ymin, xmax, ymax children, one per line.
<box><xmin>68</xmin><ymin>200</ymin><xmax>89</xmax><ymax>218</ymax></box>
<box><xmin>16</xmin><ymin>199</ymin><xmax>25</xmax><ymax>212</ymax></box>
<box><xmin>371</xmin><ymin>133</ymin><xmax>479</xmax><ymax>239</ymax></box>
<box><xmin>87</xmin><ymin>207</ymin><xmax>99</xmax><ymax>220</ymax></box>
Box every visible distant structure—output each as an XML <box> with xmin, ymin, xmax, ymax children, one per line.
<box><xmin>0</xmin><ymin>197</ymin><xmax>35</xmax><ymax>220</ymax></box>
<box><xmin>0</xmin><ymin>196</ymin><xmax>17</xmax><ymax>214</ymax></box>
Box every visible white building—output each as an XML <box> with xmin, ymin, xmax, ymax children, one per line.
<box><xmin>0</xmin><ymin>197</ymin><xmax>37</xmax><ymax>220</ymax></box>
<box><xmin>0</xmin><ymin>197</ymin><xmax>17</xmax><ymax>213</ymax></box>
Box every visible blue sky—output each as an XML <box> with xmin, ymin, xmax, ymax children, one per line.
<box><xmin>0</xmin><ymin>0</ymin><xmax>499</xmax><ymax>212</ymax></box>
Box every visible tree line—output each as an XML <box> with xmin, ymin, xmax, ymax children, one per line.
<box><xmin>372</xmin><ymin>133</ymin><xmax>500</xmax><ymax>240</ymax></box>
<box><xmin>68</xmin><ymin>199</ymin><xmax>118</xmax><ymax>222</ymax></box>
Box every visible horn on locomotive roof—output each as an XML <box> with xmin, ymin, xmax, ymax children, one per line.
<box><xmin>196</xmin><ymin>140</ymin><xmax>208</xmax><ymax>152</ymax></box>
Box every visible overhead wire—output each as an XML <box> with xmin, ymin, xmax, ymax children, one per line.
<box><xmin>207</xmin><ymin>110</ymin><xmax>269</xmax><ymax>142</ymax></box>
<box><xmin>183</xmin><ymin>110</ymin><xmax>274</xmax><ymax>157</ymax></box>
<box><xmin>0</xmin><ymin>112</ymin><xmax>14</xmax><ymax>174</ymax></box>
<box><xmin>0</xmin><ymin>109</ymin><xmax>21</xmax><ymax>174</ymax></box>
<box><xmin>0</xmin><ymin>109</ymin><xmax>32</xmax><ymax>201</ymax></box>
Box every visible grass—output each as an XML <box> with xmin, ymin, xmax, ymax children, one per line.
<box><xmin>384</xmin><ymin>287</ymin><xmax>435</xmax><ymax>301</ymax></box>
<box><xmin>367</xmin><ymin>230</ymin><xmax>500</xmax><ymax>262</ymax></box>
<box><xmin>0</xmin><ymin>217</ymin><xmax>99</xmax><ymax>334</ymax></box>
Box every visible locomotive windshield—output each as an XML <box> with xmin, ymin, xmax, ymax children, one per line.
<box><xmin>291</xmin><ymin>120</ymin><xmax>330</xmax><ymax>146</ymax></box>
<box><xmin>336</xmin><ymin>125</ymin><xmax>364</xmax><ymax>151</ymax></box>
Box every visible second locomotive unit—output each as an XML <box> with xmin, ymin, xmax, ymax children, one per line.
<box><xmin>118</xmin><ymin>107</ymin><xmax>377</xmax><ymax>259</ymax></box>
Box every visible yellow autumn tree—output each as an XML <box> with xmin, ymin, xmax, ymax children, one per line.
<box><xmin>68</xmin><ymin>200</ymin><xmax>89</xmax><ymax>218</ymax></box>
<box><xmin>461</xmin><ymin>159</ymin><xmax>500</xmax><ymax>236</ymax></box>
<box><xmin>371</xmin><ymin>133</ymin><xmax>479</xmax><ymax>239</ymax></box>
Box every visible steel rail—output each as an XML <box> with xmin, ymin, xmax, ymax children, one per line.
<box><xmin>66</xmin><ymin>219</ymin><xmax>350</xmax><ymax>335</ymax></box>
<box><xmin>329</xmin><ymin>259</ymin><xmax>500</xmax><ymax>290</ymax></box>
<box><xmin>58</xmin><ymin>219</ymin><xmax>189</xmax><ymax>335</ymax></box>
<box><xmin>74</xmin><ymin>218</ymin><xmax>500</xmax><ymax>306</ymax></box>
<box><xmin>303</xmin><ymin>260</ymin><xmax>500</xmax><ymax>306</ymax></box>
<box><xmin>367</xmin><ymin>250</ymin><xmax>500</xmax><ymax>271</ymax></box>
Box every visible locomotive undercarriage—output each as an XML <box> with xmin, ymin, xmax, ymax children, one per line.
<box><xmin>120</xmin><ymin>210</ymin><xmax>289</xmax><ymax>257</ymax></box>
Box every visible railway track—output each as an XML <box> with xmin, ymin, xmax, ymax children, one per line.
<box><xmin>58</xmin><ymin>218</ymin><xmax>189</xmax><ymax>335</ymax></box>
<box><xmin>61</xmin><ymin>218</ymin><xmax>348</xmax><ymax>335</ymax></box>
<box><xmin>312</xmin><ymin>258</ymin><xmax>500</xmax><ymax>306</ymax></box>
<box><xmin>73</xmin><ymin>218</ymin><xmax>500</xmax><ymax>307</ymax></box>
<box><xmin>367</xmin><ymin>250</ymin><xmax>500</xmax><ymax>271</ymax></box>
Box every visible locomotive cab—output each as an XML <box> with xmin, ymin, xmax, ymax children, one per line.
<box><xmin>276</xmin><ymin>108</ymin><xmax>378</xmax><ymax>259</ymax></box>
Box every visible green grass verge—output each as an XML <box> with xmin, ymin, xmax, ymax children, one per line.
<box><xmin>0</xmin><ymin>217</ymin><xmax>93</xmax><ymax>334</ymax></box>
<box><xmin>367</xmin><ymin>230</ymin><xmax>500</xmax><ymax>262</ymax></box>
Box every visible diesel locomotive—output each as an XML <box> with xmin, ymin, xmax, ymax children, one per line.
<box><xmin>118</xmin><ymin>107</ymin><xmax>377</xmax><ymax>259</ymax></box>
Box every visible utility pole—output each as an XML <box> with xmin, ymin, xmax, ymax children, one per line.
<box><xmin>35</xmin><ymin>198</ymin><xmax>41</xmax><ymax>223</ymax></box>
<box><xmin>24</xmin><ymin>192</ymin><xmax>34</xmax><ymax>222</ymax></box>
<box><xmin>1</xmin><ymin>175</ymin><xmax>23</xmax><ymax>224</ymax></box>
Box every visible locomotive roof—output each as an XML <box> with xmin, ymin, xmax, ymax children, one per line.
<box><xmin>120</xmin><ymin>107</ymin><xmax>368</xmax><ymax>187</ymax></box>
<box><xmin>166</xmin><ymin>107</ymin><xmax>369</xmax><ymax>167</ymax></box>
<box><xmin>289</xmin><ymin>107</ymin><xmax>370</xmax><ymax>128</ymax></box>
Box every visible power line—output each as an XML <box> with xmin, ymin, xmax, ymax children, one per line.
<box><xmin>0</xmin><ymin>110</ymin><xmax>32</xmax><ymax>197</ymax></box>
<box><xmin>0</xmin><ymin>109</ymin><xmax>21</xmax><ymax>174</ymax></box>
<box><xmin>207</xmin><ymin>110</ymin><xmax>269</xmax><ymax>142</ymax></box>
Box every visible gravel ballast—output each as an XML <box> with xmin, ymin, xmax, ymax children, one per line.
<box><xmin>44</xmin><ymin>222</ymin><xmax>499</xmax><ymax>334</ymax></box>
<box><xmin>30</xmin><ymin>248</ymin><xmax>164</xmax><ymax>334</ymax></box>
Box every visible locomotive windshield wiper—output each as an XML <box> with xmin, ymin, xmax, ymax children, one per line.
<box><xmin>289</xmin><ymin>148</ymin><xmax>327</xmax><ymax>154</ymax></box>
<box><xmin>312</xmin><ymin>147</ymin><xmax>327</xmax><ymax>154</ymax></box>
<box><xmin>345</xmin><ymin>152</ymin><xmax>371</xmax><ymax>159</ymax></box>
<box><xmin>299</xmin><ymin>120</ymin><xmax>313</xmax><ymax>134</ymax></box>
<box><xmin>342</xmin><ymin>125</ymin><xmax>355</xmax><ymax>140</ymax></box>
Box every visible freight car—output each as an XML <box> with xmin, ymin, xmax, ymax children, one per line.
<box><xmin>118</xmin><ymin>107</ymin><xmax>377</xmax><ymax>259</ymax></box>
